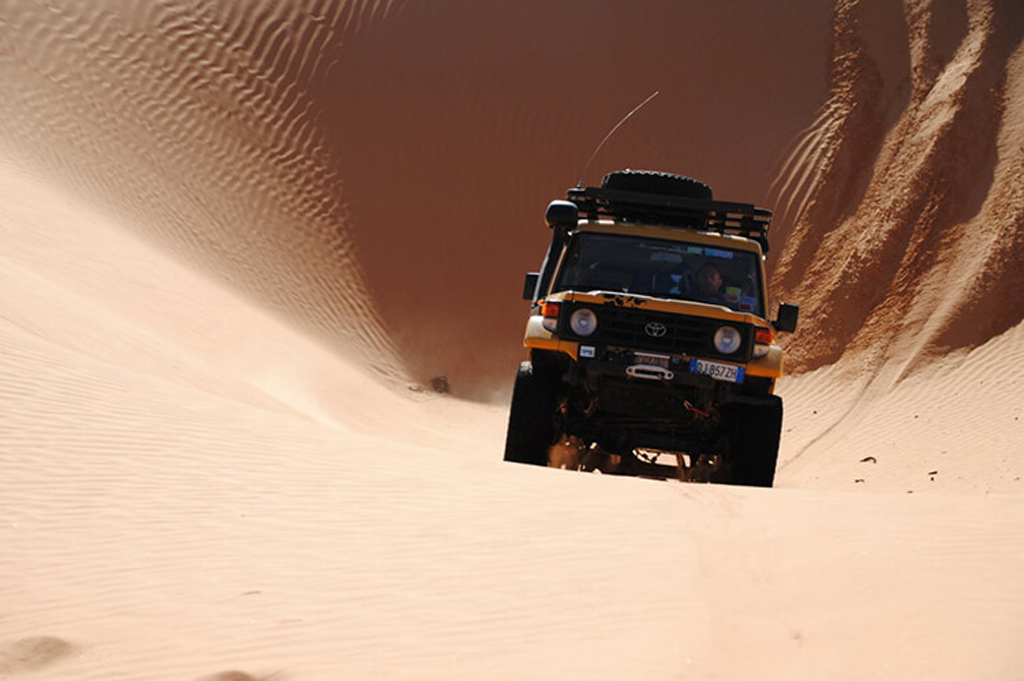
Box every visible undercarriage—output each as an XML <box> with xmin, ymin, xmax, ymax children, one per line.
<box><xmin>515</xmin><ymin>350</ymin><xmax>782</xmax><ymax>485</ymax></box>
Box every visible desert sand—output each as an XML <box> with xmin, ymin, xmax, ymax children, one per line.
<box><xmin>1</xmin><ymin>1</ymin><xmax>1022</xmax><ymax>680</ymax></box>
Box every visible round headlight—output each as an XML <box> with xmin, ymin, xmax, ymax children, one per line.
<box><xmin>570</xmin><ymin>308</ymin><xmax>598</xmax><ymax>336</ymax></box>
<box><xmin>713</xmin><ymin>326</ymin><xmax>742</xmax><ymax>354</ymax></box>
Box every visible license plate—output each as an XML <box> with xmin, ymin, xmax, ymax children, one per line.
<box><xmin>633</xmin><ymin>352</ymin><xmax>670</xmax><ymax>369</ymax></box>
<box><xmin>689</xmin><ymin>358</ymin><xmax>745</xmax><ymax>383</ymax></box>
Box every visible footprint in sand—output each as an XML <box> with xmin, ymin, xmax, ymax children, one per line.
<box><xmin>0</xmin><ymin>636</ymin><xmax>76</xmax><ymax>674</ymax></box>
<box><xmin>197</xmin><ymin>671</ymin><xmax>283</xmax><ymax>681</ymax></box>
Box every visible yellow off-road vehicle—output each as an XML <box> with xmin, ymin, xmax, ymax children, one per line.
<box><xmin>504</xmin><ymin>170</ymin><xmax>799</xmax><ymax>486</ymax></box>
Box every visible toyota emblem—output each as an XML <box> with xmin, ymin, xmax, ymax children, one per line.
<box><xmin>645</xmin><ymin>322</ymin><xmax>667</xmax><ymax>338</ymax></box>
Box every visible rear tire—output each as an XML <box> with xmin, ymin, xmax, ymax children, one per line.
<box><xmin>727</xmin><ymin>397</ymin><xmax>782</xmax><ymax>487</ymax></box>
<box><xmin>503</xmin><ymin>361</ymin><xmax>558</xmax><ymax>466</ymax></box>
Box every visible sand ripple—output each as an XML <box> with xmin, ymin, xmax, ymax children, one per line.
<box><xmin>0</xmin><ymin>1</ymin><xmax>403</xmax><ymax>383</ymax></box>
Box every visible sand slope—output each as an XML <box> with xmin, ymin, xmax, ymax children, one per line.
<box><xmin>772</xmin><ymin>0</ymin><xmax>1024</xmax><ymax>374</ymax></box>
<box><xmin>1</xmin><ymin>1</ymin><xmax>1023</xmax><ymax>679</ymax></box>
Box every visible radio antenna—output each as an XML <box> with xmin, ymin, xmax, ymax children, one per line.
<box><xmin>577</xmin><ymin>90</ymin><xmax>660</xmax><ymax>188</ymax></box>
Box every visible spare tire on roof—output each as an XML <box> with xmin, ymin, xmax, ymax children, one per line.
<box><xmin>601</xmin><ymin>169</ymin><xmax>713</xmax><ymax>200</ymax></box>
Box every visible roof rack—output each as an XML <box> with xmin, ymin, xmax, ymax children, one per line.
<box><xmin>566</xmin><ymin>185</ymin><xmax>773</xmax><ymax>252</ymax></box>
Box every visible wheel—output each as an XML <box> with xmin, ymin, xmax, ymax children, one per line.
<box><xmin>503</xmin><ymin>361</ymin><xmax>559</xmax><ymax>466</ymax></box>
<box><xmin>601</xmin><ymin>169</ymin><xmax>713</xmax><ymax>199</ymax></box>
<box><xmin>727</xmin><ymin>397</ymin><xmax>783</xmax><ymax>487</ymax></box>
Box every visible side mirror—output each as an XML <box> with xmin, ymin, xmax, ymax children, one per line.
<box><xmin>523</xmin><ymin>272</ymin><xmax>540</xmax><ymax>301</ymax></box>
<box><xmin>774</xmin><ymin>303</ymin><xmax>799</xmax><ymax>333</ymax></box>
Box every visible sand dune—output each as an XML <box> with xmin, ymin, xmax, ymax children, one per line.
<box><xmin>1</xmin><ymin>1</ymin><xmax>1023</xmax><ymax>679</ymax></box>
<box><xmin>0</xmin><ymin>0</ymin><xmax>838</xmax><ymax>396</ymax></box>
<box><xmin>772</xmin><ymin>0</ymin><xmax>1024</xmax><ymax>374</ymax></box>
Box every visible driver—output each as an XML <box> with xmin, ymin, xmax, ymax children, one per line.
<box><xmin>695</xmin><ymin>262</ymin><xmax>724</xmax><ymax>299</ymax></box>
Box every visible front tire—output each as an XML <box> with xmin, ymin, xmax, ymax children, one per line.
<box><xmin>727</xmin><ymin>397</ymin><xmax>783</xmax><ymax>487</ymax></box>
<box><xmin>503</xmin><ymin>361</ymin><xmax>558</xmax><ymax>466</ymax></box>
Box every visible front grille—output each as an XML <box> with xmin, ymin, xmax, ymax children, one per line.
<box><xmin>562</xmin><ymin>304</ymin><xmax>753</xmax><ymax>362</ymax></box>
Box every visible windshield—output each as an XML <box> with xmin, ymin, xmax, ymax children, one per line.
<box><xmin>552</xmin><ymin>232</ymin><xmax>764</xmax><ymax>316</ymax></box>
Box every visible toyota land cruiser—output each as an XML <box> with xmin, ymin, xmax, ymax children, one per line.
<box><xmin>503</xmin><ymin>170</ymin><xmax>798</xmax><ymax>486</ymax></box>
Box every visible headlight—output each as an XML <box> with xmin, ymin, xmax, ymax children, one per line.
<box><xmin>570</xmin><ymin>308</ymin><xmax>598</xmax><ymax>336</ymax></box>
<box><xmin>713</xmin><ymin>325</ymin><xmax>742</xmax><ymax>354</ymax></box>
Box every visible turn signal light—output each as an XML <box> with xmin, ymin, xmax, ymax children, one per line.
<box><xmin>753</xmin><ymin>327</ymin><xmax>773</xmax><ymax>358</ymax></box>
<box><xmin>540</xmin><ymin>301</ymin><xmax>560</xmax><ymax>333</ymax></box>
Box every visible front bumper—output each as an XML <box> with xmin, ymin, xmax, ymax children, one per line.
<box><xmin>567</xmin><ymin>350</ymin><xmax>776</xmax><ymax>407</ymax></box>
